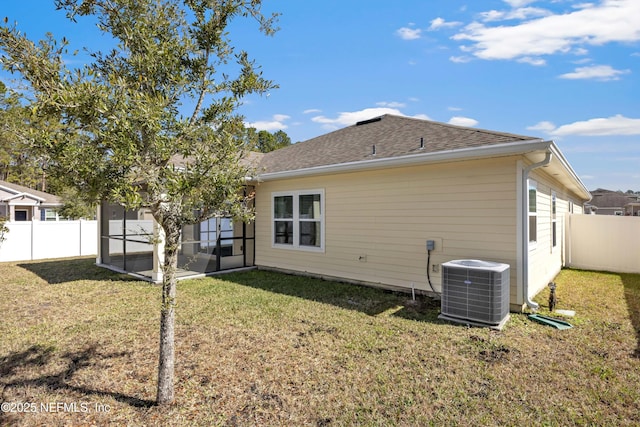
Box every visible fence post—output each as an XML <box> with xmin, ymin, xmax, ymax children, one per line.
<box><xmin>31</xmin><ymin>219</ymin><xmax>35</xmax><ymax>260</ymax></box>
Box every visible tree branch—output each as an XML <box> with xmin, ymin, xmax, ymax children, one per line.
<box><xmin>189</xmin><ymin>47</ymin><xmax>210</xmax><ymax>126</ymax></box>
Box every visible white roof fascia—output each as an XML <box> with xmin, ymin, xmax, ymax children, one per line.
<box><xmin>0</xmin><ymin>184</ymin><xmax>19</xmax><ymax>194</ymax></box>
<box><xmin>548</xmin><ymin>141</ymin><xmax>592</xmax><ymax>201</ymax></box>
<box><xmin>256</xmin><ymin>139</ymin><xmax>551</xmax><ymax>182</ymax></box>
<box><xmin>3</xmin><ymin>192</ymin><xmax>47</xmax><ymax>203</ymax></box>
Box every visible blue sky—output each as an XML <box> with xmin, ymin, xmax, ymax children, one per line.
<box><xmin>2</xmin><ymin>0</ymin><xmax>639</xmax><ymax>191</ymax></box>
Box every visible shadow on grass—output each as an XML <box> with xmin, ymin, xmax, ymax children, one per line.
<box><xmin>0</xmin><ymin>344</ymin><xmax>155</xmax><ymax>417</ymax></box>
<box><xmin>223</xmin><ymin>269</ymin><xmax>442</xmax><ymax>321</ymax></box>
<box><xmin>17</xmin><ymin>257</ymin><xmax>137</xmax><ymax>284</ymax></box>
<box><xmin>621</xmin><ymin>273</ymin><xmax>640</xmax><ymax>358</ymax></box>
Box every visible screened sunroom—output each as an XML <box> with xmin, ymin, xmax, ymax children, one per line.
<box><xmin>96</xmin><ymin>201</ymin><xmax>255</xmax><ymax>282</ymax></box>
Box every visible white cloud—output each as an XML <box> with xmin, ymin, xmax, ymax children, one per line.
<box><xmin>376</xmin><ymin>101</ymin><xmax>406</xmax><ymax>108</ymax></box>
<box><xmin>303</xmin><ymin>109</ymin><xmax>322</xmax><ymax>114</ymax></box>
<box><xmin>559</xmin><ymin>64</ymin><xmax>631</xmax><ymax>81</ymax></box>
<box><xmin>527</xmin><ymin>115</ymin><xmax>640</xmax><ymax>136</ymax></box>
<box><xmin>479</xmin><ymin>10</ymin><xmax>505</xmax><ymax>22</ymax></box>
<box><xmin>517</xmin><ymin>56</ymin><xmax>547</xmax><ymax>66</ymax></box>
<box><xmin>429</xmin><ymin>17</ymin><xmax>462</xmax><ymax>31</ymax></box>
<box><xmin>452</xmin><ymin>0</ymin><xmax>640</xmax><ymax>62</ymax></box>
<box><xmin>311</xmin><ymin>108</ymin><xmax>432</xmax><ymax>127</ymax></box>
<box><xmin>449</xmin><ymin>55</ymin><xmax>472</xmax><ymax>63</ymax></box>
<box><xmin>527</xmin><ymin>121</ymin><xmax>557</xmax><ymax>133</ymax></box>
<box><xmin>448</xmin><ymin>106</ymin><xmax>463</xmax><ymax>111</ymax></box>
<box><xmin>413</xmin><ymin>113</ymin><xmax>432</xmax><ymax>120</ymax></box>
<box><xmin>480</xmin><ymin>7</ymin><xmax>552</xmax><ymax>22</ymax></box>
<box><xmin>504</xmin><ymin>0</ymin><xmax>536</xmax><ymax>7</ymax></box>
<box><xmin>572</xmin><ymin>57</ymin><xmax>592</xmax><ymax>64</ymax></box>
<box><xmin>448</xmin><ymin>116</ymin><xmax>479</xmax><ymax>127</ymax></box>
<box><xmin>312</xmin><ymin>108</ymin><xmax>404</xmax><ymax>126</ymax></box>
<box><xmin>246</xmin><ymin>114</ymin><xmax>289</xmax><ymax>131</ymax></box>
<box><xmin>552</xmin><ymin>115</ymin><xmax>640</xmax><ymax>136</ymax></box>
<box><xmin>396</xmin><ymin>27</ymin><xmax>422</xmax><ymax>40</ymax></box>
<box><xmin>573</xmin><ymin>3</ymin><xmax>596</xmax><ymax>10</ymax></box>
<box><xmin>273</xmin><ymin>114</ymin><xmax>291</xmax><ymax>122</ymax></box>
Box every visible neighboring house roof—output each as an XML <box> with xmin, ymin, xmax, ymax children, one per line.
<box><xmin>588</xmin><ymin>189</ymin><xmax>639</xmax><ymax>210</ymax></box>
<box><xmin>258</xmin><ymin>114</ymin><xmax>538</xmax><ymax>174</ymax></box>
<box><xmin>170</xmin><ymin>150</ymin><xmax>265</xmax><ymax>170</ymax></box>
<box><xmin>255</xmin><ymin>114</ymin><xmax>591</xmax><ymax>202</ymax></box>
<box><xmin>0</xmin><ymin>180</ymin><xmax>62</xmax><ymax>206</ymax></box>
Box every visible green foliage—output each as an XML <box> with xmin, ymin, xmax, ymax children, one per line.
<box><xmin>243</xmin><ymin>127</ymin><xmax>292</xmax><ymax>153</ymax></box>
<box><xmin>55</xmin><ymin>186</ymin><xmax>97</xmax><ymax>219</ymax></box>
<box><xmin>0</xmin><ymin>215</ymin><xmax>8</xmax><ymax>244</ymax></box>
<box><xmin>0</xmin><ymin>80</ymin><xmax>46</xmax><ymax>188</ymax></box>
<box><xmin>1</xmin><ymin>0</ymin><xmax>278</xmax><ymax>225</ymax></box>
<box><xmin>1</xmin><ymin>0</ymin><xmax>279</xmax><ymax>404</ymax></box>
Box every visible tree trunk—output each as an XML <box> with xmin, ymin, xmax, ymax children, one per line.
<box><xmin>156</xmin><ymin>223</ymin><xmax>180</xmax><ymax>405</ymax></box>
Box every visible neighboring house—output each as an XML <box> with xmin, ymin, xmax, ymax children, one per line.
<box><xmin>625</xmin><ymin>202</ymin><xmax>640</xmax><ymax>216</ymax></box>
<box><xmin>585</xmin><ymin>189</ymin><xmax>640</xmax><ymax>216</ymax></box>
<box><xmin>97</xmin><ymin>114</ymin><xmax>591</xmax><ymax>312</ymax></box>
<box><xmin>0</xmin><ymin>180</ymin><xmax>63</xmax><ymax>221</ymax></box>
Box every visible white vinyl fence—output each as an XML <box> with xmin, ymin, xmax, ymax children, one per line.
<box><xmin>0</xmin><ymin>220</ymin><xmax>97</xmax><ymax>262</ymax></box>
<box><xmin>565</xmin><ymin>214</ymin><xmax>640</xmax><ymax>274</ymax></box>
<box><xmin>2</xmin><ymin>215</ymin><xmax>639</xmax><ymax>276</ymax></box>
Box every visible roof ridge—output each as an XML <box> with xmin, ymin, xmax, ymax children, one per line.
<box><xmin>258</xmin><ymin>114</ymin><xmax>542</xmax><ymax>175</ymax></box>
<box><xmin>377</xmin><ymin>114</ymin><xmax>538</xmax><ymax>141</ymax></box>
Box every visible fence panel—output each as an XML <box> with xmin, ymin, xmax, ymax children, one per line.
<box><xmin>0</xmin><ymin>222</ymin><xmax>33</xmax><ymax>262</ymax></box>
<box><xmin>565</xmin><ymin>214</ymin><xmax>640</xmax><ymax>274</ymax></box>
<box><xmin>0</xmin><ymin>220</ymin><xmax>98</xmax><ymax>263</ymax></box>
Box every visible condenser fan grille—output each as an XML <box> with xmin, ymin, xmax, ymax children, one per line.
<box><xmin>440</xmin><ymin>259</ymin><xmax>510</xmax><ymax>328</ymax></box>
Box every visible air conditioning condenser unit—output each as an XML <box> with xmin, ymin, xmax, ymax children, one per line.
<box><xmin>439</xmin><ymin>259</ymin><xmax>510</xmax><ymax>329</ymax></box>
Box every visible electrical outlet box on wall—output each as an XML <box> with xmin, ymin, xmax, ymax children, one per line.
<box><xmin>426</xmin><ymin>237</ymin><xmax>443</xmax><ymax>252</ymax></box>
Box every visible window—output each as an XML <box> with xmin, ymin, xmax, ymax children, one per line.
<box><xmin>528</xmin><ymin>180</ymin><xmax>537</xmax><ymax>247</ymax></box>
<box><xmin>14</xmin><ymin>209</ymin><xmax>28</xmax><ymax>221</ymax></box>
<box><xmin>551</xmin><ymin>191</ymin><xmax>557</xmax><ymax>249</ymax></box>
<box><xmin>41</xmin><ymin>208</ymin><xmax>58</xmax><ymax>221</ymax></box>
<box><xmin>273</xmin><ymin>190</ymin><xmax>324</xmax><ymax>250</ymax></box>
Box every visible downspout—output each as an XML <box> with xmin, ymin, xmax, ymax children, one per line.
<box><xmin>522</xmin><ymin>150</ymin><xmax>552</xmax><ymax>311</ymax></box>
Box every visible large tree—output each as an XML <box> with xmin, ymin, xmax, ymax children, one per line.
<box><xmin>1</xmin><ymin>0</ymin><xmax>278</xmax><ymax>404</ymax></box>
<box><xmin>0</xmin><ymin>80</ymin><xmax>45</xmax><ymax>188</ymax></box>
<box><xmin>244</xmin><ymin>126</ymin><xmax>291</xmax><ymax>152</ymax></box>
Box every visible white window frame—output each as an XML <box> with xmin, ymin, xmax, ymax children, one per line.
<box><xmin>528</xmin><ymin>180</ymin><xmax>537</xmax><ymax>249</ymax></box>
<box><xmin>41</xmin><ymin>208</ymin><xmax>58</xmax><ymax>221</ymax></box>
<box><xmin>272</xmin><ymin>189</ymin><xmax>325</xmax><ymax>252</ymax></box>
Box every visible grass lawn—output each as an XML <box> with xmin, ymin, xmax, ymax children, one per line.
<box><xmin>1</xmin><ymin>258</ymin><xmax>639</xmax><ymax>426</ymax></box>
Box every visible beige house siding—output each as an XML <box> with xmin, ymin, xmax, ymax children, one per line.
<box><xmin>255</xmin><ymin>156</ymin><xmax>521</xmax><ymax>299</ymax></box>
<box><xmin>526</xmin><ymin>168</ymin><xmax>585</xmax><ymax>302</ymax></box>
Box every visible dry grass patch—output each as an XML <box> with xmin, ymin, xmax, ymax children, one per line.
<box><xmin>1</xmin><ymin>259</ymin><xmax>639</xmax><ymax>426</ymax></box>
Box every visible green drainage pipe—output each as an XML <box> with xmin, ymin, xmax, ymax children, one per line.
<box><xmin>528</xmin><ymin>314</ymin><xmax>573</xmax><ymax>330</ymax></box>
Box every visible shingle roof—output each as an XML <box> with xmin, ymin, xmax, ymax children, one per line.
<box><xmin>170</xmin><ymin>150</ymin><xmax>264</xmax><ymax>169</ymax></box>
<box><xmin>588</xmin><ymin>189</ymin><xmax>639</xmax><ymax>208</ymax></box>
<box><xmin>258</xmin><ymin>114</ymin><xmax>539</xmax><ymax>174</ymax></box>
<box><xmin>0</xmin><ymin>180</ymin><xmax>61</xmax><ymax>205</ymax></box>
